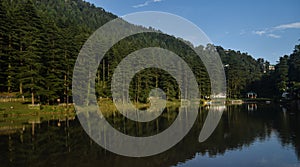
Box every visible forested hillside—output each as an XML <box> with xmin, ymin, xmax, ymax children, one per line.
<box><xmin>251</xmin><ymin>44</ymin><xmax>300</xmax><ymax>98</ymax></box>
<box><xmin>0</xmin><ymin>0</ymin><xmax>299</xmax><ymax>104</ymax></box>
<box><xmin>217</xmin><ymin>46</ymin><xmax>263</xmax><ymax>98</ymax></box>
<box><xmin>0</xmin><ymin>0</ymin><xmax>116</xmax><ymax>104</ymax></box>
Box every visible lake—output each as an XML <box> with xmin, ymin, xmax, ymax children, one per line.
<box><xmin>0</xmin><ymin>103</ymin><xmax>299</xmax><ymax>167</ymax></box>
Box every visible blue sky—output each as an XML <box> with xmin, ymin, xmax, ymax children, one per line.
<box><xmin>86</xmin><ymin>0</ymin><xmax>300</xmax><ymax>64</ymax></box>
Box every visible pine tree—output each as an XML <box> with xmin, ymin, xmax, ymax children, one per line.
<box><xmin>14</xmin><ymin>0</ymin><xmax>44</xmax><ymax>104</ymax></box>
<box><xmin>0</xmin><ymin>1</ymin><xmax>8</xmax><ymax>92</ymax></box>
<box><xmin>275</xmin><ymin>55</ymin><xmax>289</xmax><ymax>93</ymax></box>
<box><xmin>289</xmin><ymin>44</ymin><xmax>300</xmax><ymax>82</ymax></box>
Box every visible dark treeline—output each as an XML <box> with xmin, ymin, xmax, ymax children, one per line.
<box><xmin>0</xmin><ymin>0</ymin><xmax>299</xmax><ymax>104</ymax></box>
<box><xmin>218</xmin><ymin>45</ymin><xmax>300</xmax><ymax>99</ymax></box>
<box><xmin>247</xmin><ymin>44</ymin><xmax>300</xmax><ymax>99</ymax></box>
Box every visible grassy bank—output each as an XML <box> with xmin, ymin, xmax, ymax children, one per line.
<box><xmin>0</xmin><ymin>98</ymin><xmax>210</xmax><ymax>117</ymax></box>
<box><xmin>0</xmin><ymin>102</ymin><xmax>74</xmax><ymax>116</ymax></box>
<box><xmin>0</xmin><ymin>102</ymin><xmax>76</xmax><ymax>132</ymax></box>
<box><xmin>98</xmin><ymin>98</ymin><xmax>182</xmax><ymax>111</ymax></box>
<box><xmin>0</xmin><ymin>99</ymin><xmax>184</xmax><ymax>116</ymax></box>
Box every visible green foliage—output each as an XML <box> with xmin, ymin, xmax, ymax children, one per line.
<box><xmin>275</xmin><ymin>55</ymin><xmax>289</xmax><ymax>93</ymax></box>
<box><xmin>0</xmin><ymin>0</ymin><xmax>298</xmax><ymax>104</ymax></box>
<box><xmin>217</xmin><ymin>46</ymin><xmax>263</xmax><ymax>98</ymax></box>
<box><xmin>0</xmin><ymin>1</ymin><xmax>8</xmax><ymax>92</ymax></box>
<box><xmin>289</xmin><ymin>44</ymin><xmax>300</xmax><ymax>82</ymax></box>
<box><xmin>248</xmin><ymin>44</ymin><xmax>300</xmax><ymax>98</ymax></box>
<box><xmin>0</xmin><ymin>0</ymin><xmax>115</xmax><ymax>104</ymax></box>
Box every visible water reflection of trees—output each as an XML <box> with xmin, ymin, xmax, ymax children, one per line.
<box><xmin>0</xmin><ymin>104</ymin><xmax>299</xmax><ymax>166</ymax></box>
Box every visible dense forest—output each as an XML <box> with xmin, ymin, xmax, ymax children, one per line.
<box><xmin>0</xmin><ymin>0</ymin><xmax>299</xmax><ymax>104</ymax></box>
<box><xmin>0</xmin><ymin>0</ymin><xmax>115</xmax><ymax>104</ymax></box>
<box><xmin>218</xmin><ymin>45</ymin><xmax>300</xmax><ymax>99</ymax></box>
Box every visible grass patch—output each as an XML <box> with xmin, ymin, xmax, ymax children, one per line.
<box><xmin>0</xmin><ymin>102</ymin><xmax>34</xmax><ymax>114</ymax></box>
<box><xmin>97</xmin><ymin>98</ymin><xmax>182</xmax><ymax>114</ymax></box>
<box><xmin>0</xmin><ymin>102</ymin><xmax>76</xmax><ymax>130</ymax></box>
<box><xmin>0</xmin><ymin>102</ymin><xmax>74</xmax><ymax>115</ymax></box>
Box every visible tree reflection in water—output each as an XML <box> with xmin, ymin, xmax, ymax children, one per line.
<box><xmin>0</xmin><ymin>104</ymin><xmax>299</xmax><ymax>167</ymax></box>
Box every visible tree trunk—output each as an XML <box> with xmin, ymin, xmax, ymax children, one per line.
<box><xmin>97</xmin><ymin>70</ymin><xmax>100</xmax><ymax>86</ymax></box>
<box><xmin>64</xmin><ymin>74</ymin><xmax>67</xmax><ymax>104</ymax></box>
<box><xmin>86</xmin><ymin>71</ymin><xmax>91</xmax><ymax>106</ymax></box>
<box><xmin>102</xmin><ymin>59</ymin><xmax>105</xmax><ymax>88</ymax></box>
<box><xmin>31</xmin><ymin>92</ymin><xmax>34</xmax><ymax>105</ymax></box>
<box><xmin>7</xmin><ymin>36</ymin><xmax>12</xmax><ymax>92</ymax></box>
<box><xmin>7</xmin><ymin>63</ymin><xmax>11</xmax><ymax>93</ymax></box>
<box><xmin>66</xmin><ymin>65</ymin><xmax>70</xmax><ymax>108</ymax></box>
<box><xmin>107</xmin><ymin>63</ymin><xmax>110</xmax><ymax>80</ymax></box>
<box><xmin>19</xmin><ymin>45</ymin><xmax>23</xmax><ymax>95</ymax></box>
<box><xmin>19</xmin><ymin>82</ymin><xmax>23</xmax><ymax>94</ymax></box>
<box><xmin>136</xmin><ymin>75</ymin><xmax>140</xmax><ymax>103</ymax></box>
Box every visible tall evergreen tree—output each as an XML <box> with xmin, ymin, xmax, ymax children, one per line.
<box><xmin>289</xmin><ymin>44</ymin><xmax>300</xmax><ymax>82</ymax></box>
<box><xmin>13</xmin><ymin>0</ymin><xmax>44</xmax><ymax>104</ymax></box>
<box><xmin>0</xmin><ymin>1</ymin><xmax>8</xmax><ymax>92</ymax></box>
<box><xmin>275</xmin><ymin>55</ymin><xmax>289</xmax><ymax>93</ymax></box>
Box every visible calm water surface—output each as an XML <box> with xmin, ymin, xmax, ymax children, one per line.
<box><xmin>0</xmin><ymin>103</ymin><xmax>299</xmax><ymax>167</ymax></box>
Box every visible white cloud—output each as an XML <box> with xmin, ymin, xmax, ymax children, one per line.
<box><xmin>274</xmin><ymin>22</ymin><xmax>300</xmax><ymax>30</ymax></box>
<box><xmin>267</xmin><ymin>34</ymin><xmax>281</xmax><ymax>39</ymax></box>
<box><xmin>253</xmin><ymin>30</ymin><xmax>266</xmax><ymax>36</ymax></box>
<box><xmin>252</xmin><ymin>21</ymin><xmax>300</xmax><ymax>38</ymax></box>
<box><xmin>133</xmin><ymin>1</ymin><xmax>149</xmax><ymax>8</ymax></box>
<box><xmin>133</xmin><ymin>0</ymin><xmax>163</xmax><ymax>8</ymax></box>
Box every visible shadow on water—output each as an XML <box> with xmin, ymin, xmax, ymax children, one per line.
<box><xmin>0</xmin><ymin>103</ymin><xmax>299</xmax><ymax>167</ymax></box>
